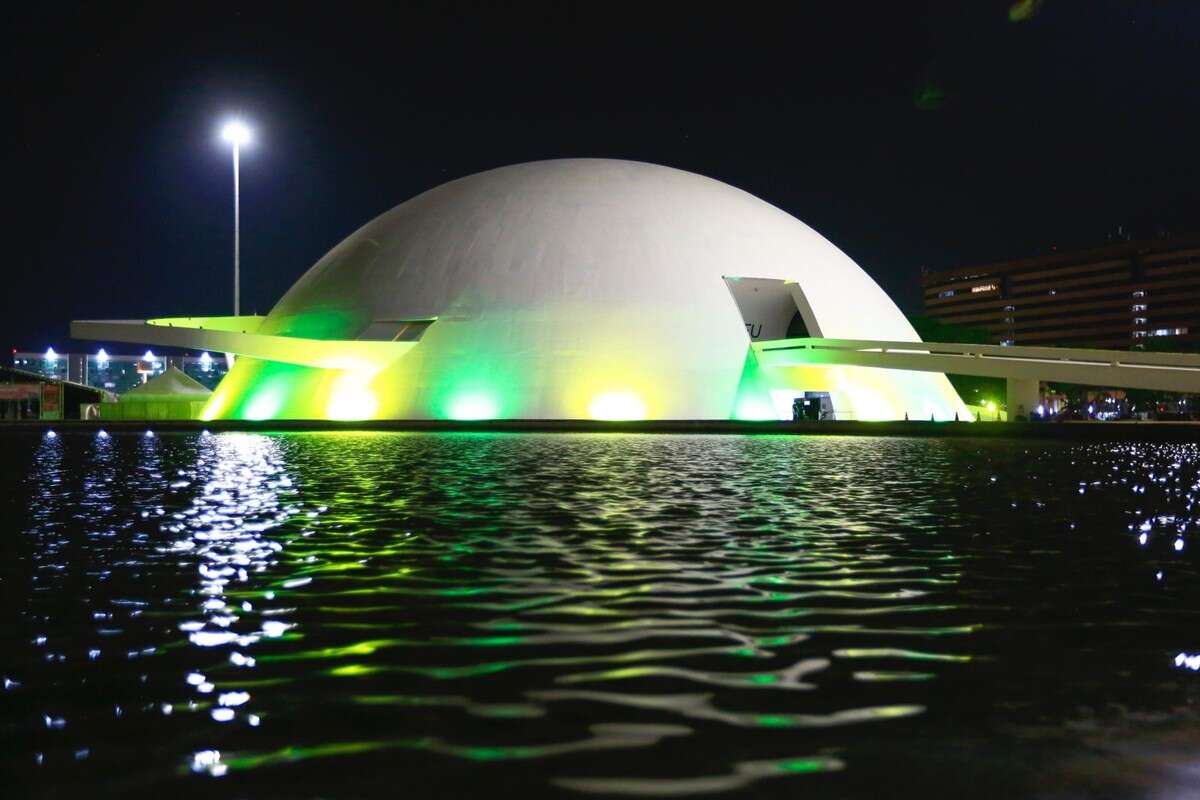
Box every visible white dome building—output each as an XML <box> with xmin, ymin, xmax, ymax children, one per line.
<box><xmin>206</xmin><ymin>158</ymin><xmax>967</xmax><ymax>421</ymax></box>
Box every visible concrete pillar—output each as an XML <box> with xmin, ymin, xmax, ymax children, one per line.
<box><xmin>1006</xmin><ymin>377</ymin><xmax>1039</xmax><ymax>421</ymax></box>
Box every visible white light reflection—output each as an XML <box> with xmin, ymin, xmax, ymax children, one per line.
<box><xmin>191</xmin><ymin>749</ymin><xmax>226</xmax><ymax>776</ymax></box>
<box><xmin>163</xmin><ymin>433</ymin><xmax>301</xmax><ymax>735</ymax></box>
<box><xmin>1175</xmin><ymin>653</ymin><xmax>1200</xmax><ymax>671</ymax></box>
<box><xmin>261</xmin><ymin>620</ymin><xmax>292</xmax><ymax>638</ymax></box>
<box><xmin>229</xmin><ymin>652</ymin><xmax>255</xmax><ymax>667</ymax></box>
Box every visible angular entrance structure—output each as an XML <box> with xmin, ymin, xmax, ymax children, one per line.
<box><xmin>74</xmin><ymin>159</ymin><xmax>969</xmax><ymax>421</ymax></box>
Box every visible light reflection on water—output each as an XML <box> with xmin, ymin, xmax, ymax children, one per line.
<box><xmin>2</xmin><ymin>432</ymin><xmax>1200</xmax><ymax>798</ymax></box>
<box><xmin>169</xmin><ymin>433</ymin><xmax>299</xmax><ymax>730</ymax></box>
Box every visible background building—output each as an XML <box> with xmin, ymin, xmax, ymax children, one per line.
<box><xmin>921</xmin><ymin>235</ymin><xmax>1200</xmax><ymax>350</ymax></box>
<box><xmin>11</xmin><ymin>350</ymin><xmax>229</xmax><ymax>395</ymax></box>
<box><xmin>0</xmin><ymin>365</ymin><xmax>103</xmax><ymax>420</ymax></box>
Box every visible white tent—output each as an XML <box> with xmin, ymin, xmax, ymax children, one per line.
<box><xmin>103</xmin><ymin>366</ymin><xmax>211</xmax><ymax>420</ymax></box>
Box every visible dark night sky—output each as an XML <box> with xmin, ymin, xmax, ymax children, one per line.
<box><xmin>6</xmin><ymin>1</ymin><xmax>1199</xmax><ymax>352</ymax></box>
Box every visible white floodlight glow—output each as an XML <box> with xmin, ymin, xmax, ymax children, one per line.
<box><xmin>221</xmin><ymin>120</ymin><xmax>252</xmax><ymax>147</ymax></box>
<box><xmin>45</xmin><ymin>347</ymin><xmax>58</xmax><ymax>362</ymax></box>
<box><xmin>96</xmin><ymin>348</ymin><xmax>109</xmax><ymax>365</ymax></box>
<box><xmin>144</xmin><ymin>350</ymin><xmax>156</xmax><ymax>363</ymax></box>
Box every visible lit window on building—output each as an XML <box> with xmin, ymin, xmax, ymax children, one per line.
<box><xmin>970</xmin><ymin>283</ymin><xmax>998</xmax><ymax>293</ymax></box>
<box><xmin>1132</xmin><ymin>290</ymin><xmax>1146</xmax><ymax>298</ymax></box>
<box><xmin>938</xmin><ymin>289</ymin><xmax>956</xmax><ymax>298</ymax></box>
<box><xmin>1000</xmin><ymin>338</ymin><xmax>1014</xmax><ymax>346</ymax></box>
<box><xmin>1132</xmin><ymin>303</ymin><xmax>1147</xmax><ymax>312</ymax></box>
<box><xmin>1150</xmin><ymin>327</ymin><xmax>1189</xmax><ymax>337</ymax></box>
<box><xmin>1133</xmin><ymin>317</ymin><xmax>1147</xmax><ymax>325</ymax></box>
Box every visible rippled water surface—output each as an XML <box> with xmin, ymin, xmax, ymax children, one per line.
<box><xmin>3</xmin><ymin>431</ymin><xmax>1200</xmax><ymax>798</ymax></box>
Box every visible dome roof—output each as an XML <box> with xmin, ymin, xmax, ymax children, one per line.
<box><xmin>264</xmin><ymin>159</ymin><xmax>912</xmax><ymax>341</ymax></box>
<box><xmin>212</xmin><ymin>159</ymin><xmax>966</xmax><ymax>421</ymax></box>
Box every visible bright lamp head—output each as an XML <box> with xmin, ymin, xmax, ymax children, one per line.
<box><xmin>221</xmin><ymin>120</ymin><xmax>252</xmax><ymax>146</ymax></box>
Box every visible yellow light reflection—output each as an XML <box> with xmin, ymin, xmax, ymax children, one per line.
<box><xmin>588</xmin><ymin>391</ymin><xmax>647</xmax><ymax>421</ymax></box>
<box><xmin>201</xmin><ymin>390</ymin><xmax>227</xmax><ymax>422</ymax></box>
<box><xmin>325</xmin><ymin>371</ymin><xmax>378</xmax><ymax>421</ymax></box>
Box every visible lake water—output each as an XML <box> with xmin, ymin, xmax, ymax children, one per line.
<box><xmin>2</xmin><ymin>430</ymin><xmax>1200</xmax><ymax>798</ymax></box>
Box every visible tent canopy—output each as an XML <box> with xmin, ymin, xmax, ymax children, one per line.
<box><xmin>120</xmin><ymin>365</ymin><xmax>212</xmax><ymax>401</ymax></box>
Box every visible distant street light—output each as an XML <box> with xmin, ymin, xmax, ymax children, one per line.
<box><xmin>220</xmin><ymin>120</ymin><xmax>252</xmax><ymax>316</ymax></box>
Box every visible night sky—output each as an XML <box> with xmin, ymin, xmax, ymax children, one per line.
<box><xmin>7</xmin><ymin>1</ymin><xmax>1199</xmax><ymax>353</ymax></box>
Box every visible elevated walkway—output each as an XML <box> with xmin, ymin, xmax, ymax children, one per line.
<box><xmin>70</xmin><ymin>318</ymin><xmax>1200</xmax><ymax>421</ymax></box>
<box><xmin>752</xmin><ymin>337</ymin><xmax>1200</xmax><ymax>413</ymax></box>
<box><xmin>70</xmin><ymin>317</ymin><xmax>414</xmax><ymax>372</ymax></box>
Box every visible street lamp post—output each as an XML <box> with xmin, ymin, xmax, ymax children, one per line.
<box><xmin>220</xmin><ymin>120</ymin><xmax>251</xmax><ymax>316</ymax></box>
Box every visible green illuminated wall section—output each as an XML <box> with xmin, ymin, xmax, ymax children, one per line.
<box><xmin>730</xmin><ymin>350</ymin><xmax>776</xmax><ymax>421</ymax></box>
<box><xmin>204</xmin><ymin>303</ymin><xmax>747</xmax><ymax>421</ymax></box>
<box><xmin>201</xmin><ymin>301</ymin><xmax>966</xmax><ymax>423</ymax></box>
<box><xmin>205</xmin><ymin>342</ymin><xmax>965</xmax><ymax>423</ymax></box>
<box><xmin>729</xmin><ymin>350</ymin><xmax>969</xmax><ymax>422</ymax></box>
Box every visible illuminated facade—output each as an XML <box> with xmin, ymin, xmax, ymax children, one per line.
<box><xmin>81</xmin><ymin>159</ymin><xmax>970</xmax><ymax>421</ymax></box>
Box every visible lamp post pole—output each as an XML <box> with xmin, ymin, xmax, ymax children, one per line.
<box><xmin>220</xmin><ymin>119</ymin><xmax>251</xmax><ymax>372</ymax></box>
<box><xmin>220</xmin><ymin>119</ymin><xmax>251</xmax><ymax>317</ymax></box>
<box><xmin>232</xmin><ymin>139</ymin><xmax>240</xmax><ymax>316</ymax></box>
